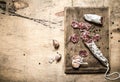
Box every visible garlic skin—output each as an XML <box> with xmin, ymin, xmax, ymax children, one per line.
<box><xmin>84</xmin><ymin>14</ymin><xmax>103</xmax><ymax>24</ymax></box>
<box><xmin>72</xmin><ymin>55</ymin><xmax>88</xmax><ymax>69</ymax></box>
<box><xmin>72</xmin><ymin>55</ymin><xmax>81</xmax><ymax>69</ymax></box>
<box><xmin>53</xmin><ymin>40</ymin><xmax>60</xmax><ymax>49</ymax></box>
<box><xmin>49</xmin><ymin>57</ymin><xmax>55</xmax><ymax>64</ymax></box>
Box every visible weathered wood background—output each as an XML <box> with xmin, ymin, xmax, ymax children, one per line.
<box><xmin>0</xmin><ymin>0</ymin><xmax>120</xmax><ymax>82</ymax></box>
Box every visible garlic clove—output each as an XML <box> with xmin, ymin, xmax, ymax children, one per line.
<box><xmin>70</xmin><ymin>34</ymin><xmax>79</xmax><ymax>44</ymax></box>
<box><xmin>72</xmin><ymin>59</ymin><xmax>80</xmax><ymax>69</ymax></box>
<box><xmin>53</xmin><ymin>40</ymin><xmax>60</xmax><ymax>50</ymax></box>
<box><xmin>92</xmin><ymin>34</ymin><xmax>101</xmax><ymax>42</ymax></box>
<box><xmin>55</xmin><ymin>53</ymin><xmax>61</xmax><ymax>62</ymax></box>
<box><xmin>72</xmin><ymin>55</ymin><xmax>81</xmax><ymax>69</ymax></box>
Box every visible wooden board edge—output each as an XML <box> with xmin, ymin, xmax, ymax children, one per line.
<box><xmin>65</xmin><ymin>67</ymin><xmax>107</xmax><ymax>74</ymax></box>
<box><xmin>64</xmin><ymin>7</ymin><xmax>110</xmax><ymax>74</ymax></box>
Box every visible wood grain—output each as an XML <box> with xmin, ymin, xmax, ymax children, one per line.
<box><xmin>0</xmin><ymin>0</ymin><xmax>120</xmax><ymax>82</ymax></box>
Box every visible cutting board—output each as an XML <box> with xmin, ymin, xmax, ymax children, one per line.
<box><xmin>64</xmin><ymin>7</ymin><xmax>109</xmax><ymax>74</ymax></box>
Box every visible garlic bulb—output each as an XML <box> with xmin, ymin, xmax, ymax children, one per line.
<box><xmin>84</xmin><ymin>14</ymin><xmax>103</xmax><ymax>24</ymax></box>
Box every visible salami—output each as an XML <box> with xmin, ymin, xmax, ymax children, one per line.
<box><xmin>71</xmin><ymin>21</ymin><xmax>92</xmax><ymax>30</ymax></box>
<box><xmin>79</xmin><ymin>50</ymin><xmax>88</xmax><ymax>57</ymax></box>
<box><xmin>84</xmin><ymin>14</ymin><xmax>103</xmax><ymax>24</ymax></box>
<box><xmin>70</xmin><ymin>34</ymin><xmax>79</xmax><ymax>44</ymax></box>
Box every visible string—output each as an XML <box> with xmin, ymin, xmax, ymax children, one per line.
<box><xmin>104</xmin><ymin>63</ymin><xmax>120</xmax><ymax>80</ymax></box>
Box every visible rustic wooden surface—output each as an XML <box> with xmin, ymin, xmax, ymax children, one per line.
<box><xmin>64</xmin><ymin>7</ymin><xmax>109</xmax><ymax>74</ymax></box>
<box><xmin>0</xmin><ymin>0</ymin><xmax>120</xmax><ymax>82</ymax></box>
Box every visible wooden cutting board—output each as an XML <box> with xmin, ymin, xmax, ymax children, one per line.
<box><xmin>64</xmin><ymin>7</ymin><xmax>109</xmax><ymax>74</ymax></box>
